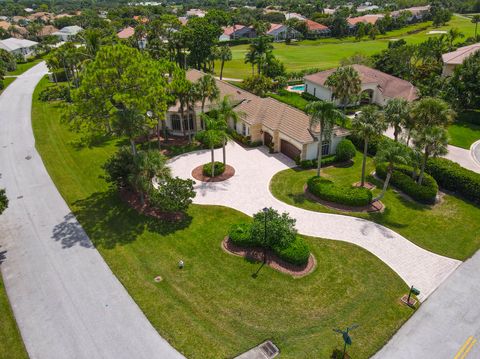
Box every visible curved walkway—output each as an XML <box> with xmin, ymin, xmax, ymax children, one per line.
<box><xmin>471</xmin><ymin>140</ymin><xmax>480</xmax><ymax>168</ymax></box>
<box><xmin>0</xmin><ymin>63</ymin><xmax>184</xmax><ymax>358</ymax></box>
<box><xmin>170</xmin><ymin>142</ymin><xmax>461</xmax><ymax>301</ymax></box>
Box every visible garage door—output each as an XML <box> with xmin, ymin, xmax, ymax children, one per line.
<box><xmin>280</xmin><ymin>140</ymin><xmax>301</xmax><ymax>160</ymax></box>
<box><xmin>264</xmin><ymin>132</ymin><xmax>273</xmax><ymax>147</ymax></box>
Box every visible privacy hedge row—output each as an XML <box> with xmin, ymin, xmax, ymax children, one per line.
<box><xmin>376</xmin><ymin>163</ymin><xmax>438</xmax><ymax>204</ymax></box>
<box><xmin>298</xmin><ymin>155</ymin><xmax>336</xmax><ymax>169</ymax></box>
<box><xmin>426</xmin><ymin>157</ymin><xmax>480</xmax><ymax>204</ymax></box>
<box><xmin>203</xmin><ymin>161</ymin><xmax>225</xmax><ymax>177</ymax></box>
<box><xmin>307</xmin><ymin>176</ymin><xmax>372</xmax><ymax>206</ymax></box>
<box><xmin>228</xmin><ymin>223</ymin><xmax>310</xmax><ymax>266</ymax></box>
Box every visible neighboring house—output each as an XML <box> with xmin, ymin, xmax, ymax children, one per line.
<box><xmin>178</xmin><ymin>17</ymin><xmax>188</xmax><ymax>26</ymax></box>
<box><xmin>38</xmin><ymin>25</ymin><xmax>59</xmax><ymax>37</ymax></box>
<box><xmin>304</xmin><ymin>65</ymin><xmax>418</xmax><ymax>106</ymax></box>
<box><xmin>27</xmin><ymin>12</ymin><xmax>55</xmax><ymax>22</ymax></box>
<box><xmin>285</xmin><ymin>12</ymin><xmax>306</xmax><ymax>20</ymax></box>
<box><xmin>54</xmin><ymin>13</ymin><xmax>74</xmax><ymax>19</ymax></box>
<box><xmin>323</xmin><ymin>8</ymin><xmax>337</xmax><ymax>15</ymax></box>
<box><xmin>267</xmin><ymin>23</ymin><xmax>301</xmax><ymax>42</ymax></box>
<box><xmin>219</xmin><ymin>25</ymin><xmax>255</xmax><ymax>41</ymax></box>
<box><xmin>165</xmin><ymin>69</ymin><xmax>350</xmax><ymax>161</ymax></box>
<box><xmin>357</xmin><ymin>5</ymin><xmax>380</xmax><ymax>12</ymax></box>
<box><xmin>0</xmin><ymin>37</ymin><xmax>38</xmax><ymax>58</ymax></box>
<box><xmin>347</xmin><ymin>14</ymin><xmax>384</xmax><ymax>29</ymax></box>
<box><xmin>186</xmin><ymin>9</ymin><xmax>206</xmax><ymax>18</ymax></box>
<box><xmin>117</xmin><ymin>26</ymin><xmax>135</xmax><ymax>39</ymax></box>
<box><xmin>304</xmin><ymin>19</ymin><xmax>331</xmax><ymax>38</ymax></box>
<box><xmin>12</xmin><ymin>16</ymin><xmax>29</xmax><ymax>25</ymax></box>
<box><xmin>441</xmin><ymin>43</ymin><xmax>480</xmax><ymax>76</ymax></box>
<box><xmin>391</xmin><ymin>6</ymin><xmax>431</xmax><ymax>21</ymax></box>
<box><xmin>0</xmin><ymin>20</ymin><xmax>10</xmax><ymax>31</ymax></box>
<box><xmin>52</xmin><ymin>25</ymin><xmax>83</xmax><ymax>41</ymax></box>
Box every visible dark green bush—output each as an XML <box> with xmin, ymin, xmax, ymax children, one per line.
<box><xmin>376</xmin><ymin>163</ymin><xmax>438</xmax><ymax>204</ymax></box>
<box><xmin>195</xmin><ymin>131</ymin><xmax>222</xmax><ymax>148</ymax></box>
<box><xmin>426</xmin><ymin>157</ymin><xmax>480</xmax><ymax>204</ymax></box>
<box><xmin>38</xmin><ymin>85</ymin><xmax>70</xmax><ymax>102</ymax></box>
<box><xmin>307</xmin><ymin>176</ymin><xmax>372</xmax><ymax>206</ymax></box>
<box><xmin>335</xmin><ymin>139</ymin><xmax>356</xmax><ymax>162</ymax></box>
<box><xmin>348</xmin><ymin>134</ymin><xmax>401</xmax><ymax>156</ymax></box>
<box><xmin>228</xmin><ymin>223</ymin><xmax>258</xmax><ymax>247</ymax></box>
<box><xmin>203</xmin><ymin>161</ymin><xmax>225</xmax><ymax>177</ymax></box>
<box><xmin>299</xmin><ymin>155</ymin><xmax>336</xmax><ymax>169</ymax></box>
<box><xmin>274</xmin><ymin>237</ymin><xmax>310</xmax><ymax>266</ymax></box>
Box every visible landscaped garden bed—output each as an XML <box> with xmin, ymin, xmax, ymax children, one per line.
<box><xmin>192</xmin><ymin>162</ymin><xmax>235</xmax><ymax>182</ymax></box>
<box><xmin>307</xmin><ymin>176</ymin><xmax>373</xmax><ymax>207</ymax></box>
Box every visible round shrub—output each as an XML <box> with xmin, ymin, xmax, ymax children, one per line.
<box><xmin>274</xmin><ymin>236</ymin><xmax>310</xmax><ymax>266</ymax></box>
<box><xmin>202</xmin><ymin>161</ymin><xmax>225</xmax><ymax>177</ymax></box>
<box><xmin>335</xmin><ymin>139</ymin><xmax>356</xmax><ymax>162</ymax></box>
<box><xmin>307</xmin><ymin>176</ymin><xmax>373</xmax><ymax>206</ymax></box>
<box><xmin>376</xmin><ymin>163</ymin><xmax>438</xmax><ymax>204</ymax></box>
<box><xmin>228</xmin><ymin>223</ymin><xmax>257</xmax><ymax>247</ymax></box>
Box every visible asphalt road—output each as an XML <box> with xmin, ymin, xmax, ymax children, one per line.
<box><xmin>0</xmin><ymin>64</ymin><xmax>184</xmax><ymax>358</ymax></box>
<box><xmin>373</xmin><ymin>249</ymin><xmax>480</xmax><ymax>359</ymax></box>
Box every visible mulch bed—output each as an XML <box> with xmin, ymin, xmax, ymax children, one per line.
<box><xmin>119</xmin><ymin>188</ymin><xmax>184</xmax><ymax>221</ymax></box>
<box><xmin>222</xmin><ymin>237</ymin><xmax>316</xmax><ymax>278</ymax></box>
<box><xmin>192</xmin><ymin>164</ymin><xmax>235</xmax><ymax>182</ymax></box>
<box><xmin>304</xmin><ymin>185</ymin><xmax>384</xmax><ymax>213</ymax></box>
<box><xmin>352</xmin><ymin>181</ymin><xmax>376</xmax><ymax>190</ymax></box>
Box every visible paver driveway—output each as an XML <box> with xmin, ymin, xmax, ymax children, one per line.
<box><xmin>0</xmin><ymin>63</ymin><xmax>184</xmax><ymax>358</ymax></box>
<box><xmin>170</xmin><ymin>142</ymin><xmax>461</xmax><ymax>301</ymax></box>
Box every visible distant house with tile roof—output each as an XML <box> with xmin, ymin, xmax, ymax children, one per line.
<box><xmin>219</xmin><ymin>25</ymin><xmax>255</xmax><ymax>41</ymax></box>
<box><xmin>165</xmin><ymin>69</ymin><xmax>349</xmax><ymax>161</ymax></box>
<box><xmin>0</xmin><ymin>37</ymin><xmax>38</xmax><ymax>58</ymax></box>
<box><xmin>52</xmin><ymin>25</ymin><xmax>83</xmax><ymax>41</ymax></box>
<box><xmin>304</xmin><ymin>19</ymin><xmax>331</xmax><ymax>38</ymax></box>
<box><xmin>304</xmin><ymin>65</ymin><xmax>418</xmax><ymax>106</ymax></box>
<box><xmin>38</xmin><ymin>25</ymin><xmax>59</xmax><ymax>37</ymax></box>
<box><xmin>267</xmin><ymin>23</ymin><xmax>301</xmax><ymax>42</ymax></box>
<box><xmin>117</xmin><ymin>26</ymin><xmax>135</xmax><ymax>39</ymax></box>
<box><xmin>347</xmin><ymin>14</ymin><xmax>384</xmax><ymax>28</ymax></box>
<box><xmin>391</xmin><ymin>5</ymin><xmax>431</xmax><ymax>21</ymax></box>
<box><xmin>441</xmin><ymin>43</ymin><xmax>480</xmax><ymax>76</ymax></box>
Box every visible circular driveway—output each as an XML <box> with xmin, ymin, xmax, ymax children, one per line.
<box><xmin>169</xmin><ymin>142</ymin><xmax>461</xmax><ymax>301</ymax></box>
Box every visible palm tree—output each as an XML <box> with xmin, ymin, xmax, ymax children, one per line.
<box><xmin>245</xmin><ymin>36</ymin><xmax>273</xmax><ymax>75</ymax></box>
<box><xmin>170</xmin><ymin>69</ymin><xmax>193</xmax><ymax>140</ymax></box>
<box><xmin>306</xmin><ymin>101</ymin><xmax>344</xmax><ymax>177</ymax></box>
<box><xmin>410</xmin><ymin>97</ymin><xmax>456</xmax><ymax>128</ymax></box>
<box><xmin>130</xmin><ymin>150</ymin><xmax>170</xmax><ymax>205</ymax></box>
<box><xmin>201</xmin><ymin>114</ymin><xmax>228</xmax><ymax>177</ymax></box>
<box><xmin>216</xmin><ymin>95</ymin><xmax>244</xmax><ymax>165</ymax></box>
<box><xmin>244</xmin><ymin>49</ymin><xmax>257</xmax><ymax>76</ymax></box>
<box><xmin>472</xmin><ymin>15</ymin><xmax>480</xmax><ymax>39</ymax></box>
<box><xmin>384</xmin><ymin>98</ymin><xmax>410</xmax><ymax>142</ymax></box>
<box><xmin>447</xmin><ymin>28</ymin><xmax>464</xmax><ymax>50</ymax></box>
<box><xmin>82</xmin><ymin>28</ymin><xmax>102</xmax><ymax>59</ymax></box>
<box><xmin>324</xmin><ymin>66</ymin><xmax>362</xmax><ymax>112</ymax></box>
<box><xmin>352</xmin><ymin>105</ymin><xmax>387</xmax><ymax>187</ymax></box>
<box><xmin>196</xmin><ymin>74</ymin><xmax>220</xmax><ymax>114</ymax></box>
<box><xmin>217</xmin><ymin>45</ymin><xmax>232</xmax><ymax>80</ymax></box>
<box><xmin>412</xmin><ymin>126</ymin><xmax>449</xmax><ymax>185</ymax></box>
<box><xmin>374</xmin><ymin>142</ymin><xmax>410</xmax><ymax>201</ymax></box>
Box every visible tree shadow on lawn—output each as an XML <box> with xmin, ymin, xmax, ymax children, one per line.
<box><xmin>71</xmin><ymin>189</ymin><xmax>192</xmax><ymax>249</ymax></box>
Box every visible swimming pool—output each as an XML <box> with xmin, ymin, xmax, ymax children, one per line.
<box><xmin>290</xmin><ymin>84</ymin><xmax>305</xmax><ymax>92</ymax></box>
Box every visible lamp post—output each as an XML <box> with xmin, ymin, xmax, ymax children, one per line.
<box><xmin>333</xmin><ymin>324</ymin><xmax>359</xmax><ymax>359</ymax></box>
<box><xmin>263</xmin><ymin>207</ymin><xmax>269</xmax><ymax>263</ymax></box>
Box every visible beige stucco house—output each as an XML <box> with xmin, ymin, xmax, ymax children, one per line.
<box><xmin>441</xmin><ymin>43</ymin><xmax>480</xmax><ymax>76</ymax></box>
<box><xmin>165</xmin><ymin>70</ymin><xmax>349</xmax><ymax>161</ymax></box>
<box><xmin>304</xmin><ymin>65</ymin><xmax>418</xmax><ymax>107</ymax></box>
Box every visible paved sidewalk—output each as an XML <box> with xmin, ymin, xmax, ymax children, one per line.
<box><xmin>169</xmin><ymin>142</ymin><xmax>461</xmax><ymax>301</ymax></box>
<box><xmin>0</xmin><ymin>63</ymin><xmax>184</xmax><ymax>358</ymax></box>
<box><xmin>373</xmin><ymin>249</ymin><xmax>480</xmax><ymax>359</ymax></box>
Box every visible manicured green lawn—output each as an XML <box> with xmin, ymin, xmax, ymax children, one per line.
<box><xmin>216</xmin><ymin>15</ymin><xmax>476</xmax><ymax>79</ymax></box>
<box><xmin>32</xmin><ymin>77</ymin><xmax>413</xmax><ymax>358</ymax></box>
<box><xmin>7</xmin><ymin>59</ymin><xmax>43</xmax><ymax>76</ymax></box>
<box><xmin>271</xmin><ymin>152</ymin><xmax>480</xmax><ymax>260</ymax></box>
<box><xmin>448</xmin><ymin>111</ymin><xmax>480</xmax><ymax>149</ymax></box>
<box><xmin>0</xmin><ymin>276</ymin><xmax>28</xmax><ymax>359</ymax></box>
<box><xmin>0</xmin><ymin>77</ymin><xmax>16</xmax><ymax>94</ymax></box>
<box><xmin>268</xmin><ymin>90</ymin><xmax>310</xmax><ymax>111</ymax></box>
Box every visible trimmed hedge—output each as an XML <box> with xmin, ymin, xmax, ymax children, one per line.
<box><xmin>274</xmin><ymin>237</ymin><xmax>310</xmax><ymax>266</ymax></box>
<box><xmin>307</xmin><ymin>176</ymin><xmax>372</xmax><ymax>206</ymax></box>
<box><xmin>335</xmin><ymin>139</ymin><xmax>356</xmax><ymax>162</ymax></box>
<box><xmin>299</xmin><ymin>155</ymin><xmax>336</xmax><ymax>169</ymax></box>
<box><xmin>426</xmin><ymin>157</ymin><xmax>480</xmax><ymax>204</ymax></box>
<box><xmin>203</xmin><ymin>161</ymin><xmax>225</xmax><ymax>177</ymax></box>
<box><xmin>228</xmin><ymin>223</ymin><xmax>310</xmax><ymax>266</ymax></box>
<box><xmin>376</xmin><ymin>163</ymin><xmax>438</xmax><ymax>204</ymax></box>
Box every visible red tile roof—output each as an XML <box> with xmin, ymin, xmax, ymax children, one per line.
<box><xmin>305</xmin><ymin>19</ymin><xmax>329</xmax><ymax>31</ymax></box>
<box><xmin>117</xmin><ymin>26</ymin><xmax>135</xmax><ymax>39</ymax></box>
<box><xmin>347</xmin><ymin>14</ymin><xmax>384</xmax><ymax>26</ymax></box>
<box><xmin>222</xmin><ymin>25</ymin><xmax>245</xmax><ymax>36</ymax></box>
